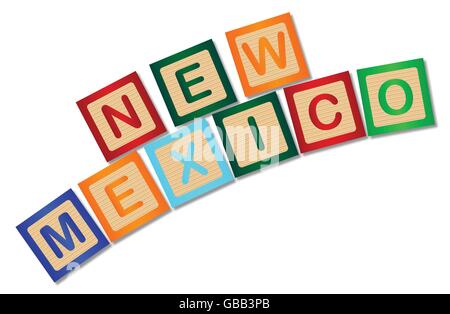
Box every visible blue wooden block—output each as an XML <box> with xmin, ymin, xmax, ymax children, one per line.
<box><xmin>17</xmin><ymin>190</ymin><xmax>110</xmax><ymax>282</ymax></box>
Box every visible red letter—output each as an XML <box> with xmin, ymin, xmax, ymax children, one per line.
<box><xmin>309</xmin><ymin>94</ymin><xmax>342</xmax><ymax>130</ymax></box>
<box><xmin>102</xmin><ymin>95</ymin><xmax>143</xmax><ymax>138</ymax></box>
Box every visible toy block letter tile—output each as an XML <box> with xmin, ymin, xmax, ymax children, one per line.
<box><xmin>213</xmin><ymin>92</ymin><xmax>298</xmax><ymax>177</ymax></box>
<box><xmin>144</xmin><ymin>119</ymin><xmax>234</xmax><ymax>208</ymax></box>
<box><xmin>357</xmin><ymin>59</ymin><xmax>435</xmax><ymax>136</ymax></box>
<box><xmin>226</xmin><ymin>13</ymin><xmax>309</xmax><ymax>97</ymax></box>
<box><xmin>151</xmin><ymin>40</ymin><xmax>237</xmax><ymax>126</ymax></box>
<box><xmin>79</xmin><ymin>152</ymin><xmax>170</xmax><ymax>241</ymax></box>
<box><xmin>77</xmin><ymin>72</ymin><xmax>167</xmax><ymax>162</ymax></box>
<box><xmin>284</xmin><ymin>72</ymin><xmax>367</xmax><ymax>153</ymax></box>
<box><xmin>17</xmin><ymin>190</ymin><xmax>109</xmax><ymax>282</ymax></box>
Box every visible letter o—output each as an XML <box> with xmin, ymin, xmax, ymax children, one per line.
<box><xmin>378</xmin><ymin>79</ymin><xmax>414</xmax><ymax>116</ymax></box>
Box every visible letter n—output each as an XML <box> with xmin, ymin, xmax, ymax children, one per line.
<box><xmin>102</xmin><ymin>95</ymin><xmax>143</xmax><ymax>138</ymax></box>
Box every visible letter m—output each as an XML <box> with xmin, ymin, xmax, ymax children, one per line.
<box><xmin>102</xmin><ymin>95</ymin><xmax>143</xmax><ymax>138</ymax></box>
<box><xmin>242</xmin><ymin>32</ymin><xmax>287</xmax><ymax>75</ymax></box>
<box><xmin>40</xmin><ymin>213</ymin><xmax>87</xmax><ymax>259</ymax></box>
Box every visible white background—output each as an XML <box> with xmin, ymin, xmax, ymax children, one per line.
<box><xmin>0</xmin><ymin>0</ymin><xmax>448</xmax><ymax>294</ymax></box>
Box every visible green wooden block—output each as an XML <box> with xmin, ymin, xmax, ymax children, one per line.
<box><xmin>357</xmin><ymin>59</ymin><xmax>435</xmax><ymax>136</ymax></box>
<box><xmin>151</xmin><ymin>40</ymin><xmax>237</xmax><ymax>126</ymax></box>
<box><xmin>213</xmin><ymin>92</ymin><xmax>298</xmax><ymax>177</ymax></box>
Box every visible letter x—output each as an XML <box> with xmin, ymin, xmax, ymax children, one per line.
<box><xmin>171</xmin><ymin>142</ymin><xmax>209</xmax><ymax>185</ymax></box>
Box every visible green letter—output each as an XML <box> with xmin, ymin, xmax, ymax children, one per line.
<box><xmin>176</xmin><ymin>63</ymin><xmax>212</xmax><ymax>103</ymax></box>
<box><xmin>248</xmin><ymin>116</ymin><xmax>265</xmax><ymax>151</ymax></box>
<box><xmin>378</xmin><ymin>79</ymin><xmax>414</xmax><ymax>115</ymax></box>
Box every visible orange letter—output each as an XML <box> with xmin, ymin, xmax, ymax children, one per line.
<box><xmin>242</xmin><ymin>32</ymin><xmax>287</xmax><ymax>75</ymax></box>
<box><xmin>104</xmin><ymin>176</ymin><xmax>144</xmax><ymax>217</ymax></box>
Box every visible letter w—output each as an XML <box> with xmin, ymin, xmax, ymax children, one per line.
<box><xmin>102</xmin><ymin>95</ymin><xmax>143</xmax><ymax>138</ymax></box>
<box><xmin>40</xmin><ymin>213</ymin><xmax>87</xmax><ymax>259</ymax></box>
<box><xmin>242</xmin><ymin>32</ymin><xmax>287</xmax><ymax>75</ymax></box>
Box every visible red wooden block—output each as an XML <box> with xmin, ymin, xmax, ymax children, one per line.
<box><xmin>77</xmin><ymin>72</ymin><xmax>166</xmax><ymax>162</ymax></box>
<box><xmin>284</xmin><ymin>72</ymin><xmax>366</xmax><ymax>153</ymax></box>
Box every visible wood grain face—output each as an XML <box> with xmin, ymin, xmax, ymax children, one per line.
<box><xmin>235</xmin><ymin>23</ymin><xmax>299</xmax><ymax>88</ymax></box>
<box><xmin>87</xmin><ymin>83</ymin><xmax>157</xmax><ymax>152</ymax></box>
<box><xmin>27</xmin><ymin>201</ymin><xmax>99</xmax><ymax>271</ymax></box>
<box><xmin>222</xmin><ymin>102</ymin><xmax>288</xmax><ymax>168</ymax></box>
<box><xmin>160</xmin><ymin>50</ymin><xmax>227</xmax><ymax>117</ymax></box>
<box><xmin>294</xmin><ymin>81</ymin><xmax>357</xmax><ymax>144</ymax></box>
<box><xmin>155</xmin><ymin>130</ymin><xmax>222</xmax><ymax>197</ymax></box>
<box><xmin>88</xmin><ymin>162</ymin><xmax>160</xmax><ymax>232</ymax></box>
<box><xmin>365</xmin><ymin>68</ymin><xmax>425</xmax><ymax>127</ymax></box>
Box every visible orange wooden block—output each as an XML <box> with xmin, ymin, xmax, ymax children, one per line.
<box><xmin>226</xmin><ymin>13</ymin><xmax>310</xmax><ymax>97</ymax></box>
<box><xmin>79</xmin><ymin>152</ymin><xmax>170</xmax><ymax>241</ymax></box>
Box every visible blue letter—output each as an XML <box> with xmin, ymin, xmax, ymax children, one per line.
<box><xmin>40</xmin><ymin>213</ymin><xmax>87</xmax><ymax>259</ymax></box>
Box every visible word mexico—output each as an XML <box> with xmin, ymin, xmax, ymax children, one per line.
<box><xmin>17</xmin><ymin>12</ymin><xmax>435</xmax><ymax>282</ymax></box>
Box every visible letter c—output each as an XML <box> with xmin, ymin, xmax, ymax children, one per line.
<box><xmin>309</xmin><ymin>94</ymin><xmax>342</xmax><ymax>130</ymax></box>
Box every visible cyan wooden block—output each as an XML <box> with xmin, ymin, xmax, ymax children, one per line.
<box><xmin>144</xmin><ymin>119</ymin><xmax>234</xmax><ymax>208</ymax></box>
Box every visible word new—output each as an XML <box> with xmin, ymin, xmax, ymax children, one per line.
<box><xmin>17</xmin><ymin>12</ymin><xmax>435</xmax><ymax>282</ymax></box>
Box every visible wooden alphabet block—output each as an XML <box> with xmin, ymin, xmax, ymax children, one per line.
<box><xmin>77</xmin><ymin>72</ymin><xmax>167</xmax><ymax>162</ymax></box>
<box><xmin>357</xmin><ymin>59</ymin><xmax>435</xmax><ymax>136</ymax></box>
<box><xmin>79</xmin><ymin>152</ymin><xmax>170</xmax><ymax>242</ymax></box>
<box><xmin>284</xmin><ymin>72</ymin><xmax>366</xmax><ymax>153</ymax></box>
<box><xmin>226</xmin><ymin>13</ymin><xmax>309</xmax><ymax>97</ymax></box>
<box><xmin>213</xmin><ymin>92</ymin><xmax>298</xmax><ymax>177</ymax></box>
<box><xmin>144</xmin><ymin>119</ymin><xmax>234</xmax><ymax>208</ymax></box>
<box><xmin>17</xmin><ymin>190</ymin><xmax>109</xmax><ymax>282</ymax></box>
<box><xmin>151</xmin><ymin>40</ymin><xmax>237</xmax><ymax>126</ymax></box>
